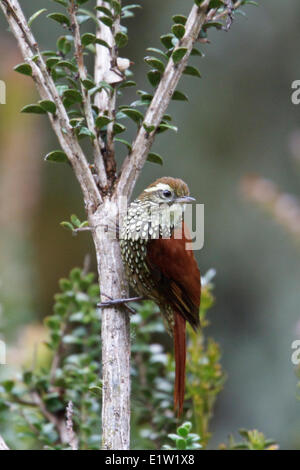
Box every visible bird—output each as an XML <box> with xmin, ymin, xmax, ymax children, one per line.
<box><xmin>119</xmin><ymin>177</ymin><xmax>201</xmax><ymax>415</ymax></box>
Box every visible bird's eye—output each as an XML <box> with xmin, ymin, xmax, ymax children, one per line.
<box><xmin>162</xmin><ymin>189</ymin><xmax>172</xmax><ymax>198</ymax></box>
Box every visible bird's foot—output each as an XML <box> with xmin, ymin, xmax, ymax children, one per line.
<box><xmin>97</xmin><ymin>296</ymin><xmax>145</xmax><ymax>314</ymax></box>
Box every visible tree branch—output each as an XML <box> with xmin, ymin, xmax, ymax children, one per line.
<box><xmin>69</xmin><ymin>0</ymin><xmax>107</xmax><ymax>190</ymax></box>
<box><xmin>0</xmin><ymin>0</ymin><xmax>102</xmax><ymax>211</ymax></box>
<box><xmin>94</xmin><ymin>0</ymin><xmax>121</xmax><ymax>187</ymax></box>
<box><xmin>116</xmin><ymin>2</ymin><xmax>210</xmax><ymax>200</ymax></box>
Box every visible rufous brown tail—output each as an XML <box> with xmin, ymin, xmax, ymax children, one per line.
<box><xmin>174</xmin><ymin>312</ymin><xmax>186</xmax><ymax>416</ymax></box>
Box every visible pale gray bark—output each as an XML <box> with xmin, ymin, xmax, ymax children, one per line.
<box><xmin>89</xmin><ymin>200</ymin><xmax>130</xmax><ymax>450</ymax></box>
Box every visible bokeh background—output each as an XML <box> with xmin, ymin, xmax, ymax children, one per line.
<box><xmin>0</xmin><ymin>0</ymin><xmax>300</xmax><ymax>449</ymax></box>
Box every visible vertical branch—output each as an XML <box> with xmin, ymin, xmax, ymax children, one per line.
<box><xmin>69</xmin><ymin>0</ymin><xmax>108</xmax><ymax>190</ymax></box>
<box><xmin>94</xmin><ymin>0</ymin><xmax>121</xmax><ymax>186</ymax></box>
<box><xmin>89</xmin><ymin>201</ymin><xmax>130</xmax><ymax>450</ymax></box>
<box><xmin>92</xmin><ymin>0</ymin><xmax>131</xmax><ymax>450</ymax></box>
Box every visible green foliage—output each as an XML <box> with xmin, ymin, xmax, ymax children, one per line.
<box><xmin>147</xmin><ymin>152</ymin><xmax>163</xmax><ymax>165</ymax></box>
<box><xmin>60</xmin><ymin>214</ymin><xmax>89</xmax><ymax>233</ymax></box>
<box><xmin>12</xmin><ymin>0</ymin><xmax>256</xmax><ymax>168</ymax></box>
<box><xmin>0</xmin><ymin>268</ymin><xmax>101</xmax><ymax>449</ymax></box>
<box><xmin>220</xmin><ymin>429</ymin><xmax>278</xmax><ymax>450</ymax></box>
<box><xmin>186</xmin><ymin>271</ymin><xmax>225</xmax><ymax>447</ymax></box>
<box><xmin>14</xmin><ymin>63</ymin><xmax>32</xmax><ymax>76</ymax></box>
<box><xmin>45</xmin><ymin>150</ymin><xmax>69</xmax><ymax>164</ymax></box>
<box><xmin>163</xmin><ymin>422</ymin><xmax>202</xmax><ymax>450</ymax></box>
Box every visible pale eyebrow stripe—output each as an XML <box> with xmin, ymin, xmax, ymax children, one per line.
<box><xmin>144</xmin><ymin>183</ymin><xmax>171</xmax><ymax>193</ymax></box>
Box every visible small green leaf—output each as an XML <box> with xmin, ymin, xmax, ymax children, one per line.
<box><xmin>160</xmin><ymin>34</ymin><xmax>174</xmax><ymax>49</ymax></box>
<box><xmin>81</xmin><ymin>33</ymin><xmax>96</xmax><ymax>46</ymax></box>
<box><xmin>158</xmin><ymin>123</ymin><xmax>178</xmax><ymax>133</ymax></box>
<box><xmin>172</xmin><ymin>24</ymin><xmax>185</xmax><ymax>39</ymax></box>
<box><xmin>45</xmin><ymin>150</ymin><xmax>68</xmax><ymax>163</ymax></box>
<box><xmin>42</xmin><ymin>50</ymin><xmax>58</xmax><ymax>57</ymax></box>
<box><xmin>63</xmin><ymin>89</ymin><xmax>83</xmax><ymax>104</ymax></box>
<box><xmin>115</xmin><ymin>31</ymin><xmax>128</xmax><ymax>48</ymax></box>
<box><xmin>99</xmin><ymin>16</ymin><xmax>113</xmax><ymax>28</ymax></box>
<box><xmin>122</xmin><ymin>4</ymin><xmax>142</xmax><ymax>11</ymax></box>
<box><xmin>47</xmin><ymin>13</ymin><xmax>70</xmax><ymax>27</ymax></box>
<box><xmin>143</xmin><ymin>123</ymin><xmax>155</xmax><ymax>134</ymax></box>
<box><xmin>56</xmin><ymin>60</ymin><xmax>78</xmax><ymax>72</ymax></box>
<box><xmin>38</xmin><ymin>100</ymin><xmax>57</xmax><ymax>114</ymax></box>
<box><xmin>111</xmin><ymin>1</ymin><xmax>122</xmax><ymax>15</ymax></box>
<box><xmin>46</xmin><ymin>57</ymin><xmax>60</xmax><ymax>69</ymax></box>
<box><xmin>183</xmin><ymin>65</ymin><xmax>201</xmax><ymax>78</ymax></box>
<box><xmin>61</xmin><ymin>221</ymin><xmax>74</xmax><ymax>231</ymax></box>
<box><xmin>172</xmin><ymin>48</ymin><xmax>187</xmax><ymax>64</ymax></box>
<box><xmin>146</xmin><ymin>47</ymin><xmax>168</xmax><ymax>60</ymax></box>
<box><xmin>95</xmin><ymin>38</ymin><xmax>110</xmax><ymax>48</ymax></box>
<box><xmin>119</xmin><ymin>80</ymin><xmax>136</xmax><ymax>89</ymax></box>
<box><xmin>203</xmin><ymin>21</ymin><xmax>223</xmax><ymax>31</ymax></box>
<box><xmin>113</xmin><ymin>122</ymin><xmax>126</xmax><ymax>135</ymax></box>
<box><xmin>21</xmin><ymin>104</ymin><xmax>46</xmax><ymax>114</ymax></box>
<box><xmin>89</xmin><ymin>386</ymin><xmax>102</xmax><ymax>397</ymax></box>
<box><xmin>114</xmin><ymin>138</ymin><xmax>132</xmax><ymax>151</ymax></box>
<box><xmin>147</xmin><ymin>152</ymin><xmax>163</xmax><ymax>165</ymax></box>
<box><xmin>182</xmin><ymin>421</ymin><xmax>192</xmax><ymax>432</ymax></box>
<box><xmin>177</xmin><ymin>426</ymin><xmax>189</xmax><ymax>438</ymax></box>
<box><xmin>172</xmin><ymin>15</ymin><xmax>187</xmax><ymax>25</ymax></box>
<box><xmin>137</xmin><ymin>90</ymin><xmax>153</xmax><ymax>101</ymax></box>
<box><xmin>78</xmin><ymin>126</ymin><xmax>95</xmax><ymax>139</ymax></box>
<box><xmin>88</xmin><ymin>81</ymin><xmax>113</xmax><ymax>96</ymax></box>
<box><xmin>53</xmin><ymin>0</ymin><xmax>68</xmax><ymax>5</ymax></box>
<box><xmin>56</xmin><ymin>85</ymin><xmax>69</xmax><ymax>96</ymax></box>
<box><xmin>95</xmin><ymin>6</ymin><xmax>113</xmax><ymax>17</ymax></box>
<box><xmin>147</xmin><ymin>70</ymin><xmax>162</xmax><ymax>87</ymax></box>
<box><xmin>77</xmin><ymin>7</ymin><xmax>99</xmax><ymax>25</ymax></box>
<box><xmin>2</xmin><ymin>380</ymin><xmax>15</xmax><ymax>393</ymax></box>
<box><xmin>95</xmin><ymin>115</ymin><xmax>112</xmax><ymax>129</ymax></box>
<box><xmin>121</xmin><ymin>108</ymin><xmax>143</xmax><ymax>124</ymax></box>
<box><xmin>57</xmin><ymin>36</ymin><xmax>72</xmax><ymax>55</ymax></box>
<box><xmin>176</xmin><ymin>438</ymin><xmax>186</xmax><ymax>450</ymax></box>
<box><xmin>81</xmin><ymin>78</ymin><xmax>95</xmax><ymax>90</ymax></box>
<box><xmin>144</xmin><ymin>56</ymin><xmax>165</xmax><ymax>73</ymax></box>
<box><xmin>14</xmin><ymin>63</ymin><xmax>32</xmax><ymax>76</ymax></box>
<box><xmin>172</xmin><ymin>90</ymin><xmax>188</xmax><ymax>101</ymax></box>
<box><xmin>28</xmin><ymin>8</ymin><xmax>47</xmax><ymax>27</ymax></box>
<box><xmin>70</xmin><ymin>214</ymin><xmax>81</xmax><ymax>228</ymax></box>
<box><xmin>191</xmin><ymin>48</ymin><xmax>203</xmax><ymax>57</ymax></box>
<box><xmin>70</xmin><ymin>117</ymin><xmax>84</xmax><ymax>128</ymax></box>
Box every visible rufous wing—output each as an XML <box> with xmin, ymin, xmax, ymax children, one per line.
<box><xmin>146</xmin><ymin>222</ymin><xmax>201</xmax><ymax>414</ymax></box>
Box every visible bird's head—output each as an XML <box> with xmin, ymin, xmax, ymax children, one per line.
<box><xmin>137</xmin><ymin>177</ymin><xmax>195</xmax><ymax>206</ymax></box>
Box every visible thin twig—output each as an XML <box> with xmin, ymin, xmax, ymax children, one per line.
<box><xmin>72</xmin><ymin>226</ymin><xmax>92</xmax><ymax>234</ymax></box>
<box><xmin>213</xmin><ymin>0</ymin><xmax>242</xmax><ymax>22</ymax></box>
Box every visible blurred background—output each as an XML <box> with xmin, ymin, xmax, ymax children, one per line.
<box><xmin>0</xmin><ymin>0</ymin><xmax>300</xmax><ymax>449</ymax></box>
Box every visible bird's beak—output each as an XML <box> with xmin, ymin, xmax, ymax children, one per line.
<box><xmin>175</xmin><ymin>196</ymin><xmax>196</xmax><ymax>204</ymax></box>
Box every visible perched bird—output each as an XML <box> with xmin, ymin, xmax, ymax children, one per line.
<box><xmin>119</xmin><ymin>177</ymin><xmax>201</xmax><ymax>415</ymax></box>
